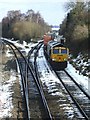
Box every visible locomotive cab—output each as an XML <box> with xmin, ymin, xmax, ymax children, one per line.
<box><xmin>47</xmin><ymin>40</ymin><xmax>69</xmax><ymax>70</ymax></box>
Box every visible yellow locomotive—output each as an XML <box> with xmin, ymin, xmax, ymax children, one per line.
<box><xmin>43</xmin><ymin>33</ymin><xmax>69</xmax><ymax>70</ymax></box>
<box><xmin>45</xmin><ymin>40</ymin><xmax>69</xmax><ymax>70</ymax></box>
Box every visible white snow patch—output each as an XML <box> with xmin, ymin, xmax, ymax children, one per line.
<box><xmin>0</xmin><ymin>70</ymin><xmax>16</xmax><ymax>118</ymax></box>
<box><xmin>66</xmin><ymin>62</ymin><xmax>89</xmax><ymax>94</ymax></box>
<box><xmin>37</xmin><ymin>47</ymin><xmax>66</xmax><ymax>98</ymax></box>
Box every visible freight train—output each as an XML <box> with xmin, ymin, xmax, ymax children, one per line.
<box><xmin>43</xmin><ymin>32</ymin><xmax>69</xmax><ymax>70</ymax></box>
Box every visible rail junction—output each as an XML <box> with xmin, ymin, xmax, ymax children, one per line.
<box><xmin>2</xmin><ymin>38</ymin><xmax>90</xmax><ymax>120</ymax></box>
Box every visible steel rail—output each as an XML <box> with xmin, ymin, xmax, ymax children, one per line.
<box><xmin>64</xmin><ymin>70</ymin><xmax>90</xmax><ymax>99</ymax></box>
<box><xmin>43</xmin><ymin>45</ymin><xmax>90</xmax><ymax>120</ymax></box>
<box><xmin>54</xmin><ymin>70</ymin><xmax>89</xmax><ymax>120</ymax></box>
<box><xmin>3</xmin><ymin>38</ymin><xmax>52</xmax><ymax>119</ymax></box>
<box><xmin>28</xmin><ymin>43</ymin><xmax>53</xmax><ymax>120</ymax></box>
<box><xmin>34</xmin><ymin>44</ymin><xmax>53</xmax><ymax>119</ymax></box>
<box><xmin>2</xmin><ymin>39</ymin><xmax>30</xmax><ymax>120</ymax></box>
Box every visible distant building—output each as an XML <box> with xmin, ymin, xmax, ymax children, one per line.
<box><xmin>51</xmin><ymin>25</ymin><xmax>60</xmax><ymax>36</ymax></box>
<box><xmin>51</xmin><ymin>25</ymin><xmax>60</xmax><ymax>31</ymax></box>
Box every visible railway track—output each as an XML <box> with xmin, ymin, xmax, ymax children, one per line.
<box><xmin>27</xmin><ymin>42</ymin><xmax>52</xmax><ymax>119</ymax></box>
<box><xmin>2</xmin><ymin>38</ymin><xmax>90</xmax><ymax>119</ymax></box>
<box><xmin>2</xmin><ymin>39</ymin><xmax>31</xmax><ymax>119</ymax></box>
<box><xmin>36</xmin><ymin>46</ymin><xmax>85</xmax><ymax>119</ymax></box>
<box><xmin>2</xmin><ymin>39</ymin><xmax>52</xmax><ymax>119</ymax></box>
<box><xmin>42</xmin><ymin>45</ymin><xmax>90</xmax><ymax>119</ymax></box>
<box><xmin>54</xmin><ymin>70</ymin><xmax>90</xmax><ymax>120</ymax></box>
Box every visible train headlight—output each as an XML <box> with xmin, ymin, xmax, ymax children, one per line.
<box><xmin>52</xmin><ymin>58</ymin><xmax>56</xmax><ymax>61</ymax></box>
<box><xmin>64</xmin><ymin>58</ymin><xmax>67</xmax><ymax>61</ymax></box>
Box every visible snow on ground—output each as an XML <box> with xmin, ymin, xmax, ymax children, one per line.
<box><xmin>66</xmin><ymin>63</ymin><xmax>89</xmax><ymax>95</ymax></box>
<box><xmin>36</xmin><ymin>47</ymin><xmax>86</xmax><ymax>119</ymax></box>
<box><xmin>0</xmin><ymin>39</ymin><xmax>38</xmax><ymax>118</ymax></box>
<box><xmin>37</xmin><ymin>46</ymin><xmax>89</xmax><ymax>95</ymax></box>
<box><xmin>37</xmin><ymin>46</ymin><xmax>61</xmax><ymax>85</ymax></box>
<box><xmin>69</xmin><ymin>53</ymin><xmax>90</xmax><ymax>77</ymax></box>
<box><xmin>36</xmin><ymin>46</ymin><xmax>70</xmax><ymax>97</ymax></box>
<box><xmin>1</xmin><ymin>38</ymin><xmax>38</xmax><ymax>56</ymax></box>
<box><xmin>0</xmin><ymin>70</ymin><xmax>16</xmax><ymax>118</ymax></box>
<box><xmin>0</xmin><ymin>38</ymin><xmax>89</xmax><ymax>118</ymax></box>
<box><xmin>67</xmin><ymin>52</ymin><xmax>90</xmax><ymax>95</ymax></box>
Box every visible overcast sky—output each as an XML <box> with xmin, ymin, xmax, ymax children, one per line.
<box><xmin>0</xmin><ymin>0</ymin><xmax>71</xmax><ymax>25</ymax></box>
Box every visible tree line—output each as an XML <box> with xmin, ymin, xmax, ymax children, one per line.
<box><xmin>59</xmin><ymin>2</ymin><xmax>89</xmax><ymax>56</ymax></box>
<box><xmin>1</xmin><ymin>2</ymin><xmax>89</xmax><ymax>56</ymax></box>
<box><xmin>2</xmin><ymin>9</ymin><xmax>51</xmax><ymax>43</ymax></box>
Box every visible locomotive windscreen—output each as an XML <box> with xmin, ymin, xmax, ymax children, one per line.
<box><xmin>53</xmin><ymin>49</ymin><xmax>59</xmax><ymax>54</ymax></box>
<box><xmin>61</xmin><ymin>49</ymin><xmax>67</xmax><ymax>54</ymax></box>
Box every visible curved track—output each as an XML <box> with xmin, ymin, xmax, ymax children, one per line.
<box><xmin>2</xmin><ymin>39</ymin><xmax>90</xmax><ymax>120</ymax></box>
<box><xmin>27</xmin><ymin>42</ymin><xmax>53</xmax><ymax>119</ymax></box>
<box><xmin>2</xmin><ymin>39</ymin><xmax>31</xmax><ymax>119</ymax></box>
<box><xmin>2</xmin><ymin>39</ymin><xmax>52</xmax><ymax>120</ymax></box>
